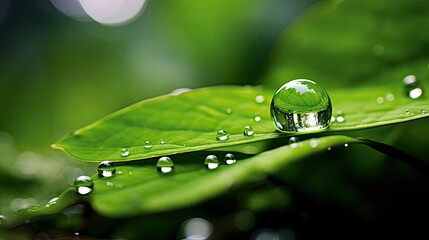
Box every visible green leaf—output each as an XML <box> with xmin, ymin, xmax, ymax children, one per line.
<box><xmin>52</xmin><ymin>84</ymin><xmax>429</xmax><ymax>162</ymax></box>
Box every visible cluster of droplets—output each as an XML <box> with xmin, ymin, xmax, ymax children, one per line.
<box><xmin>205</xmin><ymin>153</ymin><xmax>237</xmax><ymax>170</ymax></box>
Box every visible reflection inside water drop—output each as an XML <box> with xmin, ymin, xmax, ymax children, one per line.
<box><xmin>270</xmin><ymin>79</ymin><xmax>332</xmax><ymax>132</ymax></box>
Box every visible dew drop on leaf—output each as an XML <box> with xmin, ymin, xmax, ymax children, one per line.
<box><xmin>157</xmin><ymin>156</ymin><xmax>175</xmax><ymax>174</ymax></box>
<box><xmin>288</xmin><ymin>136</ymin><xmax>299</xmax><ymax>148</ymax></box>
<box><xmin>160</xmin><ymin>139</ymin><xmax>165</xmax><ymax>144</ymax></box>
<box><xmin>310</xmin><ymin>139</ymin><xmax>318</xmax><ymax>148</ymax></box>
<box><xmin>45</xmin><ymin>197</ymin><xmax>59</xmax><ymax>207</ymax></box>
<box><xmin>98</xmin><ymin>161</ymin><xmax>116</xmax><ymax>178</ymax></box>
<box><xmin>226</xmin><ymin>108</ymin><xmax>233</xmax><ymax>114</ymax></box>
<box><xmin>335</xmin><ymin>111</ymin><xmax>345</xmax><ymax>123</ymax></box>
<box><xmin>344</xmin><ymin>143</ymin><xmax>349</xmax><ymax>148</ymax></box>
<box><xmin>376</xmin><ymin>96</ymin><xmax>384</xmax><ymax>104</ymax></box>
<box><xmin>405</xmin><ymin>109</ymin><xmax>410</xmax><ymax>115</ymax></box>
<box><xmin>224</xmin><ymin>153</ymin><xmax>236</xmax><ymax>165</ymax></box>
<box><xmin>144</xmin><ymin>140</ymin><xmax>152</xmax><ymax>149</ymax></box>
<box><xmin>216</xmin><ymin>130</ymin><xmax>228</xmax><ymax>141</ymax></box>
<box><xmin>270</xmin><ymin>79</ymin><xmax>332</xmax><ymax>132</ymax></box>
<box><xmin>120</xmin><ymin>148</ymin><xmax>129</xmax><ymax>157</ymax></box>
<box><xmin>421</xmin><ymin>109</ymin><xmax>426</xmax><ymax>115</ymax></box>
<box><xmin>205</xmin><ymin>155</ymin><xmax>219</xmax><ymax>170</ymax></box>
<box><xmin>243</xmin><ymin>126</ymin><xmax>254</xmax><ymax>136</ymax></box>
<box><xmin>254</xmin><ymin>116</ymin><xmax>261</xmax><ymax>122</ymax></box>
<box><xmin>403</xmin><ymin>75</ymin><xmax>423</xmax><ymax>99</ymax></box>
<box><xmin>73</xmin><ymin>176</ymin><xmax>93</xmax><ymax>195</ymax></box>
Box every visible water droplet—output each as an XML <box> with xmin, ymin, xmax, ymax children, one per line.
<box><xmin>98</xmin><ymin>161</ymin><xmax>116</xmax><ymax>178</ymax></box>
<box><xmin>335</xmin><ymin>111</ymin><xmax>345</xmax><ymax>123</ymax></box>
<box><xmin>376</xmin><ymin>96</ymin><xmax>384</xmax><ymax>104</ymax></box>
<box><xmin>386</xmin><ymin>92</ymin><xmax>395</xmax><ymax>102</ymax></box>
<box><xmin>224</xmin><ymin>153</ymin><xmax>236</xmax><ymax>165</ymax></box>
<box><xmin>144</xmin><ymin>140</ymin><xmax>152</xmax><ymax>149</ymax></box>
<box><xmin>344</xmin><ymin>143</ymin><xmax>349</xmax><ymax>148</ymax></box>
<box><xmin>45</xmin><ymin>197</ymin><xmax>59</xmax><ymax>207</ymax></box>
<box><xmin>288</xmin><ymin>136</ymin><xmax>299</xmax><ymax>148</ymax></box>
<box><xmin>405</xmin><ymin>109</ymin><xmax>410</xmax><ymax>115</ymax></box>
<box><xmin>254</xmin><ymin>116</ymin><xmax>261</xmax><ymax>122</ymax></box>
<box><xmin>330</xmin><ymin>116</ymin><xmax>336</xmax><ymax>122</ymax></box>
<box><xmin>327</xmin><ymin>147</ymin><xmax>332</xmax><ymax>151</ymax></box>
<box><xmin>216</xmin><ymin>130</ymin><xmax>228</xmax><ymax>141</ymax></box>
<box><xmin>243</xmin><ymin>126</ymin><xmax>254</xmax><ymax>136</ymax></box>
<box><xmin>403</xmin><ymin>75</ymin><xmax>423</xmax><ymax>99</ymax></box>
<box><xmin>106</xmin><ymin>181</ymin><xmax>114</xmax><ymax>187</ymax></box>
<box><xmin>120</xmin><ymin>148</ymin><xmax>129</xmax><ymax>157</ymax></box>
<box><xmin>205</xmin><ymin>155</ymin><xmax>219</xmax><ymax>170</ymax></box>
<box><xmin>157</xmin><ymin>156</ymin><xmax>175</xmax><ymax>174</ymax></box>
<box><xmin>421</xmin><ymin>109</ymin><xmax>426</xmax><ymax>114</ymax></box>
<box><xmin>160</xmin><ymin>139</ymin><xmax>165</xmax><ymax>144</ymax></box>
<box><xmin>73</xmin><ymin>176</ymin><xmax>93</xmax><ymax>195</ymax></box>
<box><xmin>270</xmin><ymin>79</ymin><xmax>332</xmax><ymax>132</ymax></box>
<box><xmin>255</xmin><ymin>95</ymin><xmax>265</xmax><ymax>103</ymax></box>
<box><xmin>226</xmin><ymin>108</ymin><xmax>233</xmax><ymax>114</ymax></box>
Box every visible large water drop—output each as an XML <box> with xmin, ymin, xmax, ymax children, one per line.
<box><xmin>243</xmin><ymin>126</ymin><xmax>254</xmax><ymax>136</ymax></box>
<box><xmin>270</xmin><ymin>79</ymin><xmax>332</xmax><ymax>132</ymax></box>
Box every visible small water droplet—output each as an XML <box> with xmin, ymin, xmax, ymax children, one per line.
<box><xmin>121</xmin><ymin>148</ymin><xmax>129</xmax><ymax>157</ymax></box>
<box><xmin>157</xmin><ymin>156</ymin><xmax>175</xmax><ymax>174</ymax></box>
<box><xmin>270</xmin><ymin>79</ymin><xmax>332</xmax><ymax>132</ymax></box>
<box><xmin>224</xmin><ymin>153</ymin><xmax>236</xmax><ymax>165</ymax></box>
<box><xmin>106</xmin><ymin>181</ymin><xmax>114</xmax><ymax>187</ymax></box>
<box><xmin>226</xmin><ymin>108</ymin><xmax>233</xmax><ymax>114</ymax></box>
<box><xmin>330</xmin><ymin>116</ymin><xmax>336</xmax><ymax>122</ymax></box>
<box><xmin>73</xmin><ymin>176</ymin><xmax>93</xmax><ymax>195</ymax></box>
<box><xmin>327</xmin><ymin>147</ymin><xmax>332</xmax><ymax>151</ymax></box>
<box><xmin>405</xmin><ymin>109</ymin><xmax>410</xmax><ymax>115</ymax></box>
<box><xmin>144</xmin><ymin>140</ymin><xmax>152</xmax><ymax>149</ymax></box>
<box><xmin>98</xmin><ymin>161</ymin><xmax>116</xmax><ymax>178</ymax></box>
<box><xmin>216</xmin><ymin>130</ymin><xmax>228</xmax><ymax>141</ymax></box>
<box><xmin>376</xmin><ymin>96</ymin><xmax>384</xmax><ymax>104</ymax></box>
<box><xmin>403</xmin><ymin>75</ymin><xmax>423</xmax><ymax>99</ymax></box>
<box><xmin>255</xmin><ymin>95</ymin><xmax>265</xmax><ymax>103</ymax></box>
<box><xmin>45</xmin><ymin>197</ymin><xmax>59</xmax><ymax>207</ymax></box>
<box><xmin>386</xmin><ymin>92</ymin><xmax>395</xmax><ymax>102</ymax></box>
<box><xmin>243</xmin><ymin>126</ymin><xmax>254</xmax><ymax>136</ymax></box>
<box><xmin>344</xmin><ymin>143</ymin><xmax>349</xmax><ymax>148</ymax></box>
<box><xmin>205</xmin><ymin>155</ymin><xmax>219</xmax><ymax>170</ymax></box>
<box><xmin>288</xmin><ymin>136</ymin><xmax>299</xmax><ymax>148</ymax></box>
<box><xmin>421</xmin><ymin>109</ymin><xmax>426</xmax><ymax>114</ymax></box>
<box><xmin>160</xmin><ymin>139</ymin><xmax>165</xmax><ymax>144</ymax></box>
<box><xmin>254</xmin><ymin>116</ymin><xmax>261</xmax><ymax>122</ymax></box>
<box><xmin>335</xmin><ymin>111</ymin><xmax>345</xmax><ymax>123</ymax></box>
